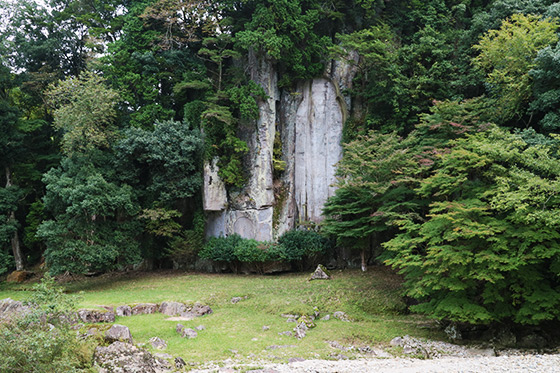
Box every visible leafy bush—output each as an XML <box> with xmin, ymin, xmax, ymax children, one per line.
<box><xmin>0</xmin><ymin>251</ymin><xmax>13</xmax><ymax>276</ymax></box>
<box><xmin>277</xmin><ymin>230</ymin><xmax>331</xmax><ymax>269</ymax></box>
<box><xmin>200</xmin><ymin>235</ymin><xmax>284</xmax><ymax>273</ymax></box>
<box><xmin>385</xmin><ymin>126</ymin><xmax>560</xmax><ymax>325</ymax></box>
<box><xmin>0</xmin><ymin>276</ymin><xmax>95</xmax><ymax>372</ymax></box>
<box><xmin>199</xmin><ymin>234</ymin><xmax>243</xmax><ymax>263</ymax></box>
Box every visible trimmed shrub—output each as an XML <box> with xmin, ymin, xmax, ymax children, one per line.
<box><xmin>277</xmin><ymin>230</ymin><xmax>331</xmax><ymax>269</ymax></box>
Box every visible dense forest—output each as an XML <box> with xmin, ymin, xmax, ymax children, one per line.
<box><xmin>2</xmin><ymin>0</ymin><xmax>560</xmax><ymax>327</ymax></box>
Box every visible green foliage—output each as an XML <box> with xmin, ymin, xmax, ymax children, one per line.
<box><xmin>0</xmin><ymin>251</ymin><xmax>13</xmax><ymax>276</ymax></box>
<box><xmin>530</xmin><ymin>41</ymin><xmax>560</xmax><ymax>131</ymax></box>
<box><xmin>0</xmin><ymin>275</ymin><xmax>93</xmax><ymax>372</ymax></box>
<box><xmin>139</xmin><ymin>207</ymin><xmax>182</xmax><ymax>238</ymax></box>
<box><xmin>116</xmin><ymin>120</ymin><xmax>203</xmax><ymax>204</ymax></box>
<box><xmin>473</xmin><ymin>14</ymin><xmax>558</xmax><ymax>124</ymax></box>
<box><xmin>166</xmin><ymin>211</ymin><xmax>206</xmax><ymax>268</ymax></box>
<box><xmin>277</xmin><ymin>229</ymin><xmax>330</xmax><ymax>264</ymax></box>
<box><xmin>38</xmin><ymin>156</ymin><xmax>141</xmax><ymax>275</ymax></box>
<box><xmin>200</xmin><ymin>234</ymin><xmax>283</xmax><ymax>273</ymax></box>
<box><xmin>199</xmin><ymin>234</ymin><xmax>243</xmax><ymax>264</ymax></box>
<box><xmin>46</xmin><ymin>71</ymin><xmax>120</xmax><ymax>155</ymax></box>
<box><xmin>385</xmin><ymin>126</ymin><xmax>560</xmax><ymax>325</ymax></box>
<box><xmin>234</xmin><ymin>0</ymin><xmax>331</xmax><ymax>86</ymax></box>
<box><xmin>322</xmin><ymin>131</ymin><xmax>420</xmax><ymax>252</ymax></box>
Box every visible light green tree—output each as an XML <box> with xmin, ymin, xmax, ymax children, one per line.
<box><xmin>473</xmin><ymin>14</ymin><xmax>558</xmax><ymax>123</ymax></box>
<box><xmin>46</xmin><ymin>71</ymin><xmax>119</xmax><ymax>155</ymax></box>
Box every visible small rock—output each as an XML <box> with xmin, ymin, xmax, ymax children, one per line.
<box><xmin>149</xmin><ymin>336</ymin><xmax>167</xmax><ymax>350</ymax></box>
<box><xmin>105</xmin><ymin>324</ymin><xmax>133</xmax><ymax>344</ymax></box>
<box><xmin>0</xmin><ymin>298</ymin><xmax>31</xmax><ymax>321</ymax></box>
<box><xmin>190</xmin><ymin>302</ymin><xmax>213</xmax><ymax>317</ymax></box>
<box><xmin>176</xmin><ymin>323</ymin><xmax>185</xmax><ymax>334</ymax></box>
<box><xmin>231</xmin><ymin>297</ymin><xmax>242</xmax><ymax>304</ymax></box>
<box><xmin>333</xmin><ymin>311</ymin><xmax>350</xmax><ymax>322</ymax></box>
<box><xmin>159</xmin><ymin>301</ymin><xmax>187</xmax><ymax>316</ymax></box>
<box><xmin>131</xmin><ymin>303</ymin><xmax>158</xmax><ymax>315</ymax></box>
<box><xmin>390</xmin><ymin>337</ymin><xmax>403</xmax><ymax>347</ymax></box>
<box><xmin>444</xmin><ymin>323</ymin><xmax>462</xmax><ymax>341</ymax></box>
<box><xmin>294</xmin><ymin>323</ymin><xmax>308</xmax><ymax>339</ymax></box>
<box><xmin>309</xmin><ymin>264</ymin><xmax>331</xmax><ymax>281</ymax></box>
<box><xmin>116</xmin><ymin>305</ymin><xmax>132</xmax><ymax>317</ymax></box>
<box><xmin>195</xmin><ymin>325</ymin><xmax>205</xmax><ymax>331</ymax></box>
<box><xmin>181</xmin><ymin>328</ymin><xmax>197</xmax><ymax>339</ymax></box>
<box><xmin>262</xmin><ymin>325</ymin><xmax>270</xmax><ymax>331</ymax></box>
<box><xmin>288</xmin><ymin>357</ymin><xmax>305</xmax><ymax>363</ymax></box>
<box><xmin>154</xmin><ymin>352</ymin><xmax>173</xmax><ymax>359</ymax></box>
<box><xmin>281</xmin><ymin>314</ymin><xmax>299</xmax><ymax>319</ymax></box>
<box><xmin>78</xmin><ymin>308</ymin><xmax>115</xmax><ymax>323</ymax></box>
<box><xmin>321</xmin><ymin>315</ymin><xmax>330</xmax><ymax>321</ymax></box>
<box><xmin>297</xmin><ymin>315</ymin><xmax>316</xmax><ymax>328</ymax></box>
<box><xmin>278</xmin><ymin>331</ymin><xmax>293</xmax><ymax>337</ymax></box>
<box><xmin>251</xmin><ymin>337</ymin><xmax>258</xmax><ymax>341</ymax></box>
<box><xmin>403</xmin><ymin>346</ymin><xmax>415</xmax><ymax>354</ymax></box>
<box><xmin>286</xmin><ymin>318</ymin><xmax>297</xmax><ymax>323</ymax></box>
<box><xmin>229</xmin><ymin>349</ymin><xmax>238</xmax><ymax>354</ymax></box>
<box><xmin>175</xmin><ymin>357</ymin><xmax>186</xmax><ymax>369</ymax></box>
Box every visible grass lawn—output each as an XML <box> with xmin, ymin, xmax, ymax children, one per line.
<box><xmin>0</xmin><ymin>267</ymin><xmax>443</xmax><ymax>366</ymax></box>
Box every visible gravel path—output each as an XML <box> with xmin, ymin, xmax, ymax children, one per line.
<box><xmin>259</xmin><ymin>354</ymin><xmax>560</xmax><ymax>373</ymax></box>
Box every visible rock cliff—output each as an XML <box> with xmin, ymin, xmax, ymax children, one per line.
<box><xmin>204</xmin><ymin>53</ymin><xmax>358</xmax><ymax>240</ymax></box>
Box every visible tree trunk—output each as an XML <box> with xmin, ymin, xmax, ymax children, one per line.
<box><xmin>5</xmin><ymin>166</ymin><xmax>24</xmax><ymax>271</ymax></box>
<box><xmin>361</xmin><ymin>248</ymin><xmax>367</xmax><ymax>272</ymax></box>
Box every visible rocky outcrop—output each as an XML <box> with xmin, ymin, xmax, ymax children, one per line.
<box><xmin>78</xmin><ymin>308</ymin><xmax>115</xmax><ymax>323</ymax></box>
<box><xmin>131</xmin><ymin>303</ymin><xmax>158</xmax><ymax>315</ymax></box>
<box><xmin>0</xmin><ymin>298</ymin><xmax>31</xmax><ymax>321</ymax></box>
<box><xmin>159</xmin><ymin>301</ymin><xmax>187</xmax><ymax>316</ymax></box>
<box><xmin>204</xmin><ymin>53</ymin><xmax>357</xmax><ymax>240</ymax></box>
<box><xmin>105</xmin><ymin>324</ymin><xmax>133</xmax><ymax>344</ymax></box>
<box><xmin>94</xmin><ymin>342</ymin><xmax>171</xmax><ymax>373</ymax></box>
<box><xmin>116</xmin><ymin>305</ymin><xmax>132</xmax><ymax>317</ymax></box>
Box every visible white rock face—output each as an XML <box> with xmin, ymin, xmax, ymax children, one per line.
<box><xmin>293</xmin><ymin>78</ymin><xmax>343</xmax><ymax>223</ymax></box>
<box><xmin>203</xmin><ymin>158</ymin><xmax>227</xmax><ymax>212</ymax></box>
<box><xmin>204</xmin><ymin>52</ymin><xmax>357</xmax><ymax>240</ymax></box>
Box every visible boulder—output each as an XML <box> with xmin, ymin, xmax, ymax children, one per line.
<box><xmin>159</xmin><ymin>301</ymin><xmax>187</xmax><ymax>316</ymax></box>
<box><xmin>0</xmin><ymin>298</ymin><xmax>30</xmax><ymax>322</ymax></box>
<box><xmin>94</xmin><ymin>341</ymin><xmax>171</xmax><ymax>373</ymax></box>
<box><xmin>6</xmin><ymin>270</ymin><xmax>32</xmax><ymax>283</ymax></box>
<box><xmin>105</xmin><ymin>324</ymin><xmax>133</xmax><ymax>344</ymax></box>
<box><xmin>181</xmin><ymin>328</ymin><xmax>197</xmax><ymax>339</ymax></box>
<box><xmin>116</xmin><ymin>305</ymin><xmax>132</xmax><ymax>317</ymax></box>
<box><xmin>132</xmin><ymin>303</ymin><xmax>158</xmax><ymax>315</ymax></box>
<box><xmin>174</xmin><ymin>357</ymin><xmax>186</xmax><ymax>369</ymax></box>
<box><xmin>309</xmin><ymin>265</ymin><xmax>331</xmax><ymax>281</ymax></box>
<box><xmin>333</xmin><ymin>311</ymin><xmax>350</xmax><ymax>322</ymax></box>
<box><xmin>149</xmin><ymin>337</ymin><xmax>168</xmax><ymax>350</ymax></box>
<box><xmin>78</xmin><ymin>308</ymin><xmax>115</xmax><ymax>323</ymax></box>
<box><xmin>293</xmin><ymin>323</ymin><xmax>308</xmax><ymax>339</ymax></box>
<box><xmin>190</xmin><ymin>302</ymin><xmax>213</xmax><ymax>317</ymax></box>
